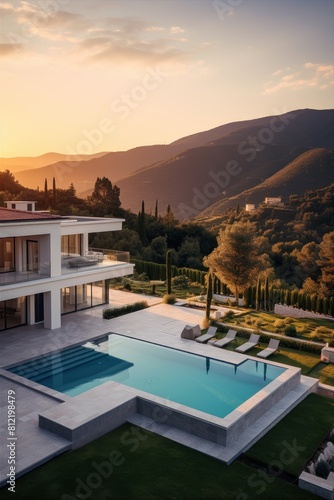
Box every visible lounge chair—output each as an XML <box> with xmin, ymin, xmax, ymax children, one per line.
<box><xmin>195</xmin><ymin>326</ymin><xmax>217</xmax><ymax>343</ymax></box>
<box><xmin>211</xmin><ymin>329</ymin><xmax>237</xmax><ymax>348</ymax></box>
<box><xmin>257</xmin><ymin>339</ymin><xmax>280</xmax><ymax>359</ymax></box>
<box><xmin>235</xmin><ymin>334</ymin><xmax>260</xmax><ymax>353</ymax></box>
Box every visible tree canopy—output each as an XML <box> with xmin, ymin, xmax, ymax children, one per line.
<box><xmin>203</xmin><ymin>221</ymin><xmax>270</xmax><ymax>304</ymax></box>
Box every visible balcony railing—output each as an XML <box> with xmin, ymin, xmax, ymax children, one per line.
<box><xmin>61</xmin><ymin>249</ymin><xmax>130</xmax><ymax>275</ymax></box>
<box><xmin>0</xmin><ymin>263</ymin><xmax>51</xmax><ymax>287</ymax></box>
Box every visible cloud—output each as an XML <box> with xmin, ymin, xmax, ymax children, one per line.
<box><xmin>0</xmin><ymin>42</ymin><xmax>23</xmax><ymax>56</ymax></box>
<box><xmin>73</xmin><ymin>17</ymin><xmax>191</xmax><ymax>67</ymax></box>
<box><xmin>264</xmin><ymin>63</ymin><xmax>334</xmax><ymax>94</ymax></box>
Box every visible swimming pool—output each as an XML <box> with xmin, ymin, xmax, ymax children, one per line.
<box><xmin>8</xmin><ymin>333</ymin><xmax>285</xmax><ymax>419</ymax></box>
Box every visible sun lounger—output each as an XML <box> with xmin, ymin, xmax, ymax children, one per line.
<box><xmin>212</xmin><ymin>329</ymin><xmax>237</xmax><ymax>348</ymax></box>
<box><xmin>195</xmin><ymin>326</ymin><xmax>217</xmax><ymax>343</ymax></box>
<box><xmin>257</xmin><ymin>339</ymin><xmax>280</xmax><ymax>359</ymax></box>
<box><xmin>235</xmin><ymin>334</ymin><xmax>260</xmax><ymax>353</ymax></box>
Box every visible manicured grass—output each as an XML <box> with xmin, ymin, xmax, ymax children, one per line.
<box><xmin>307</xmin><ymin>361</ymin><xmax>334</xmax><ymax>385</ymax></box>
<box><xmin>227</xmin><ymin>310</ymin><xmax>334</xmax><ymax>343</ymax></box>
<box><xmin>245</xmin><ymin>393</ymin><xmax>334</xmax><ymax>477</ymax></box>
<box><xmin>1</xmin><ymin>422</ymin><xmax>320</xmax><ymax>500</ymax></box>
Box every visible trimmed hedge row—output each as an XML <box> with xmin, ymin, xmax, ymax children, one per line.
<box><xmin>131</xmin><ymin>259</ymin><xmax>230</xmax><ymax>294</ymax></box>
<box><xmin>103</xmin><ymin>301</ymin><xmax>149</xmax><ymax>319</ymax></box>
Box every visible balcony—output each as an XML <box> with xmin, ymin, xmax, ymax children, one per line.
<box><xmin>0</xmin><ymin>263</ymin><xmax>51</xmax><ymax>287</ymax></box>
<box><xmin>61</xmin><ymin>249</ymin><xmax>130</xmax><ymax>275</ymax></box>
<box><xmin>0</xmin><ymin>248</ymin><xmax>131</xmax><ymax>287</ymax></box>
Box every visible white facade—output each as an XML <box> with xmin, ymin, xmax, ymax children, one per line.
<box><xmin>5</xmin><ymin>201</ymin><xmax>36</xmax><ymax>211</ymax></box>
<box><xmin>0</xmin><ymin>210</ymin><xmax>134</xmax><ymax>331</ymax></box>
<box><xmin>264</xmin><ymin>197</ymin><xmax>282</xmax><ymax>206</ymax></box>
<box><xmin>245</xmin><ymin>204</ymin><xmax>256</xmax><ymax>212</ymax></box>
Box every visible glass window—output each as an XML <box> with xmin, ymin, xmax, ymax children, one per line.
<box><xmin>92</xmin><ymin>280</ymin><xmax>104</xmax><ymax>306</ymax></box>
<box><xmin>0</xmin><ymin>238</ymin><xmax>15</xmax><ymax>272</ymax></box>
<box><xmin>0</xmin><ymin>297</ymin><xmax>27</xmax><ymax>331</ymax></box>
<box><xmin>61</xmin><ymin>287</ymin><xmax>76</xmax><ymax>314</ymax></box>
<box><xmin>61</xmin><ymin>234</ymin><xmax>81</xmax><ymax>255</ymax></box>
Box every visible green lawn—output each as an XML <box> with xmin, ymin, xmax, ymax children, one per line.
<box><xmin>1</xmin><ymin>411</ymin><xmax>326</xmax><ymax>500</ymax></box>
<box><xmin>245</xmin><ymin>393</ymin><xmax>334</xmax><ymax>477</ymax></box>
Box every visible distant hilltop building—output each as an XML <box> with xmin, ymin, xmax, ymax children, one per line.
<box><xmin>245</xmin><ymin>204</ymin><xmax>256</xmax><ymax>212</ymax></box>
<box><xmin>5</xmin><ymin>201</ymin><xmax>36</xmax><ymax>211</ymax></box>
<box><xmin>264</xmin><ymin>197</ymin><xmax>282</xmax><ymax>206</ymax></box>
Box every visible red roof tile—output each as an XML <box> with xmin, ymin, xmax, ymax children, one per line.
<box><xmin>0</xmin><ymin>207</ymin><xmax>62</xmax><ymax>223</ymax></box>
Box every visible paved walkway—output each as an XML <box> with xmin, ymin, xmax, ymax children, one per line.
<box><xmin>0</xmin><ymin>290</ymin><xmax>318</xmax><ymax>487</ymax></box>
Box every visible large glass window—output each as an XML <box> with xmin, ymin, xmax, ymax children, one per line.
<box><xmin>0</xmin><ymin>297</ymin><xmax>27</xmax><ymax>331</ymax></box>
<box><xmin>0</xmin><ymin>238</ymin><xmax>15</xmax><ymax>272</ymax></box>
<box><xmin>61</xmin><ymin>234</ymin><xmax>81</xmax><ymax>255</ymax></box>
<box><xmin>61</xmin><ymin>280</ymin><xmax>108</xmax><ymax>314</ymax></box>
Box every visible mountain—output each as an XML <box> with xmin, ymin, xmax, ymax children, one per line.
<box><xmin>0</xmin><ymin>152</ymin><xmax>107</xmax><ymax>173</ymax></box>
<box><xmin>116</xmin><ymin>109</ymin><xmax>334</xmax><ymax>218</ymax></box>
<box><xmin>6</xmin><ymin>108</ymin><xmax>334</xmax><ymax>216</ymax></box>
<box><xmin>197</xmin><ymin>147</ymin><xmax>334</xmax><ymax>220</ymax></box>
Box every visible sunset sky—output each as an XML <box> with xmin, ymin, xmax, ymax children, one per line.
<box><xmin>1</xmin><ymin>0</ymin><xmax>334</xmax><ymax>158</ymax></box>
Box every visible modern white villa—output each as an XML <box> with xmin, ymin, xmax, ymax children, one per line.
<box><xmin>0</xmin><ymin>205</ymin><xmax>134</xmax><ymax>332</ymax></box>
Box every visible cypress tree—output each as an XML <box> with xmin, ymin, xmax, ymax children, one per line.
<box><xmin>323</xmin><ymin>297</ymin><xmax>329</xmax><ymax>316</ymax></box>
<box><xmin>44</xmin><ymin>178</ymin><xmax>49</xmax><ymax>206</ymax></box>
<box><xmin>306</xmin><ymin>294</ymin><xmax>312</xmax><ymax>312</ymax></box>
<box><xmin>311</xmin><ymin>294</ymin><xmax>317</xmax><ymax>313</ymax></box>
<box><xmin>316</xmin><ymin>296</ymin><xmax>323</xmax><ymax>315</ymax></box>
<box><xmin>329</xmin><ymin>297</ymin><xmax>334</xmax><ymax>318</ymax></box>
<box><xmin>166</xmin><ymin>249</ymin><xmax>172</xmax><ymax>294</ymax></box>
<box><xmin>255</xmin><ymin>278</ymin><xmax>261</xmax><ymax>310</ymax></box>
<box><xmin>155</xmin><ymin>199</ymin><xmax>158</xmax><ymax>219</ymax></box>
<box><xmin>264</xmin><ymin>276</ymin><xmax>269</xmax><ymax>311</ymax></box>
<box><xmin>205</xmin><ymin>272</ymin><xmax>213</xmax><ymax>325</ymax></box>
<box><xmin>52</xmin><ymin>176</ymin><xmax>57</xmax><ymax>208</ymax></box>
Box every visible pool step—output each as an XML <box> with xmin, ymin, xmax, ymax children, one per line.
<box><xmin>9</xmin><ymin>347</ymin><xmax>106</xmax><ymax>382</ymax></box>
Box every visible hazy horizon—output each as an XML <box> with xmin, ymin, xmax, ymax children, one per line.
<box><xmin>1</xmin><ymin>0</ymin><xmax>334</xmax><ymax>158</ymax></box>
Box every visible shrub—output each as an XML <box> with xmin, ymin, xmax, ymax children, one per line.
<box><xmin>122</xmin><ymin>278</ymin><xmax>132</xmax><ymax>291</ymax></box>
<box><xmin>284</xmin><ymin>317</ymin><xmax>294</xmax><ymax>324</ymax></box>
<box><xmin>314</xmin><ymin>326</ymin><xmax>333</xmax><ymax>335</ymax></box>
<box><xmin>172</xmin><ymin>275</ymin><xmax>190</xmax><ymax>289</ymax></box>
<box><xmin>163</xmin><ymin>293</ymin><xmax>177</xmax><ymax>305</ymax></box>
<box><xmin>285</xmin><ymin>325</ymin><xmax>297</xmax><ymax>337</ymax></box>
<box><xmin>224</xmin><ymin>310</ymin><xmax>235</xmax><ymax>320</ymax></box>
<box><xmin>273</xmin><ymin>319</ymin><xmax>285</xmax><ymax>329</ymax></box>
<box><xmin>316</xmin><ymin>459</ymin><xmax>330</xmax><ymax>479</ymax></box>
<box><xmin>103</xmin><ymin>301</ymin><xmax>149</xmax><ymax>319</ymax></box>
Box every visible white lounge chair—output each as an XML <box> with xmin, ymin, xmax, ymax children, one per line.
<box><xmin>257</xmin><ymin>339</ymin><xmax>280</xmax><ymax>359</ymax></box>
<box><xmin>195</xmin><ymin>326</ymin><xmax>217</xmax><ymax>343</ymax></box>
<box><xmin>212</xmin><ymin>329</ymin><xmax>237</xmax><ymax>348</ymax></box>
<box><xmin>235</xmin><ymin>334</ymin><xmax>260</xmax><ymax>353</ymax></box>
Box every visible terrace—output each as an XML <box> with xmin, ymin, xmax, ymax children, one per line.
<box><xmin>0</xmin><ymin>249</ymin><xmax>130</xmax><ymax>285</ymax></box>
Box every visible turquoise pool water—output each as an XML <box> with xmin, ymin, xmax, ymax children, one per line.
<box><xmin>8</xmin><ymin>334</ymin><xmax>285</xmax><ymax>418</ymax></box>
